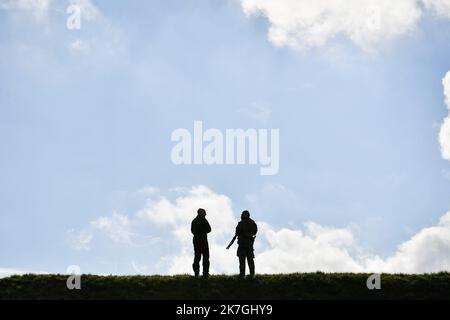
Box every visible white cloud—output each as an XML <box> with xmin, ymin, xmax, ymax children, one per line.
<box><xmin>241</xmin><ymin>0</ymin><xmax>423</xmax><ymax>52</ymax></box>
<box><xmin>0</xmin><ymin>267</ymin><xmax>26</xmax><ymax>278</ymax></box>
<box><xmin>422</xmin><ymin>0</ymin><xmax>450</xmax><ymax>18</ymax></box>
<box><xmin>91</xmin><ymin>212</ymin><xmax>133</xmax><ymax>245</ymax></box>
<box><xmin>0</xmin><ymin>0</ymin><xmax>51</xmax><ymax>19</ymax></box>
<box><xmin>66</xmin><ymin>228</ymin><xmax>93</xmax><ymax>251</ymax></box>
<box><xmin>240</xmin><ymin>0</ymin><xmax>450</xmax><ymax>52</ymax></box>
<box><xmin>0</xmin><ymin>267</ymin><xmax>48</xmax><ymax>278</ymax></box>
<box><xmin>137</xmin><ymin>186</ymin><xmax>236</xmax><ymax>239</ymax></box>
<box><xmin>366</xmin><ymin>212</ymin><xmax>450</xmax><ymax>272</ymax></box>
<box><xmin>137</xmin><ymin>186</ymin><xmax>238</xmax><ymax>274</ymax></box>
<box><xmin>256</xmin><ymin>222</ymin><xmax>364</xmax><ymax>273</ymax></box>
<box><xmin>149</xmin><ymin>187</ymin><xmax>450</xmax><ymax>274</ymax></box>
<box><xmin>439</xmin><ymin>71</ymin><xmax>450</xmax><ymax>161</ymax></box>
<box><xmin>69</xmin><ymin>0</ymin><xmax>100</xmax><ymax>21</ymax></box>
<box><xmin>440</xmin><ymin>118</ymin><xmax>450</xmax><ymax>160</ymax></box>
<box><xmin>67</xmin><ymin>211</ymin><xmax>160</xmax><ymax>251</ymax></box>
<box><xmin>258</xmin><ymin>211</ymin><xmax>450</xmax><ymax>274</ymax></box>
<box><xmin>0</xmin><ymin>0</ymin><xmax>101</xmax><ymax>24</ymax></box>
<box><xmin>64</xmin><ymin>1</ymin><xmax>124</xmax><ymax>58</ymax></box>
<box><xmin>68</xmin><ymin>185</ymin><xmax>450</xmax><ymax>274</ymax></box>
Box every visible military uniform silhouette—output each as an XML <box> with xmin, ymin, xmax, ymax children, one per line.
<box><xmin>191</xmin><ymin>208</ymin><xmax>211</xmax><ymax>278</ymax></box>
<box><xmin>235</xmin><ymin>210</ymin><xmax>258</xmax><ymax>277</ymax></box>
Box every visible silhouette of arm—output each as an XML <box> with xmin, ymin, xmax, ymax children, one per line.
<box><xmin>205</xmin><ymin>220</ymin><xmax>211</xmax><ymax>234</ymax></box>
<box><xmin>245</xmin><ymin>220</ymin><xmax>257</xmax><ymax>237</ymax></box>
<box><xmin>191</xmin><ymin>220</ymin><xmax>196</xmax><ymax>235</ymax></box>
<box><xmin>235</xmin><ymin>223</ymin><xmax>242</xmax><ymax>237</ymax></box>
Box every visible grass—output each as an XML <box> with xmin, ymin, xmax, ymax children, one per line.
<box><xmin>1</xmin><ymin>272</ymin><xmax>450</xmax><ymax>300</ymax></box>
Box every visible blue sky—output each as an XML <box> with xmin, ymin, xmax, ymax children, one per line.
<box><xmin>1</xmin><ymin>0</ymin><xmax>450</xmax><ymax>276</ymax></box>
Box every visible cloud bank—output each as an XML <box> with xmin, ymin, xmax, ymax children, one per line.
<box><xmin>0</xmin><ymin>267</ymin><xmax>48</xmax><ymax>278</ymax></box>
<box><xmin>423</xmin><ymin>0</ymin><xmax>450</xmax><ymax>18</ymax></box>
<box><xmin>440</xmin><ymin>71</ymin><xmax>450</xmax><ymax>161</ymax></box>
<box><xmin>240</xmin><ymin>0</ymin><xmax>450</xmax><ymax>51</ymax></box>
<box><xmin>0</xmin><ymin>0</ymin><xmax>99</xmax><ymax>20</ymax></box>
<box><xmin>69</xmin><ymin>185</ymin><xmax>450</xmax><ymax>274</ymax></box>
<box><xmin>0</xmin><ymin>0</ymin><xmax>51</xmax><ymax>19</ymax></box>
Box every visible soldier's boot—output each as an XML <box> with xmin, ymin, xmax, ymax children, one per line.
<box><xmin>193</xmin><ymin>263</ymin><xmax>200</xmax><ymax>278</ymax></box>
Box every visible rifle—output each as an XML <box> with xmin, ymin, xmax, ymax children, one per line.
<box><xmin>226</xmin><ymin>235</ymin><xmax>237</xmax><ymax>249</ymax></box>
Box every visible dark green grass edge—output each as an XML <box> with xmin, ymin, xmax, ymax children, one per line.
<box><xmin>1</xmin><ymin>272</ymin><xmax>449</xmax><ymax>300</ymax></box>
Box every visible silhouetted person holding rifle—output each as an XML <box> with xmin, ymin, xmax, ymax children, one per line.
<box><xmin>191</xmin><ymin>208</ymin><xmax>211</xmax><ymax>278</ymax></box>
<box><xmin>227</xmin><ymin>210</ymin><xmax>258</xmax><ymax>278</ymax></box>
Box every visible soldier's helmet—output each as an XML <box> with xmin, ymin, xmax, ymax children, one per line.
<box><xmin>197</xmin><ymin>208</ymin><xmax>206</xmax><ymax>217</ymax></box>
<box><xmin>241</xmin><ymin>210</ymin><xmax>250</xmax><ymax>219</ymax></box>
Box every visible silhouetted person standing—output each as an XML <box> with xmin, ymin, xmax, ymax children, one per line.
<box><xmin>236</xmin><ymin>210</ymin><xmax>258</xmax><ymax>277</ymax></box>
<box><xmin>191</xmin><ymin>208</ymin><xmax>211</xmax><ymax>278</ymax></box>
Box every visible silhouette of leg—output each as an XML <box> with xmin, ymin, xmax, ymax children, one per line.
<box><xmin>247</xmin><ymin>254</ymin><xmax>255</xmax><ymax>276</ymax></box>
<box><xmin>247</xmin><ymin>255</ymin><xmax>255</xmax><ymax>276</ymax></box>
<box><xmin>193</xmin><ymin>248</ymin><xmax>201</xmax><ymax>277</ymax></box>
<box><xmin>202</xmin><ymin>245</ymin><xmax>210</xmax><ymax>277</ymax></box>
<box><xmin>239</xmin><ymin>255</ymin><xmax>246</xmax><ymax>277</ymax></box>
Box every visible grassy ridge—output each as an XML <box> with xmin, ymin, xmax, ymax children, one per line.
<box><xmin>1</xmin><ymin>273</ymin><xmax>449</xmax><ymax>300</ymax></box>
